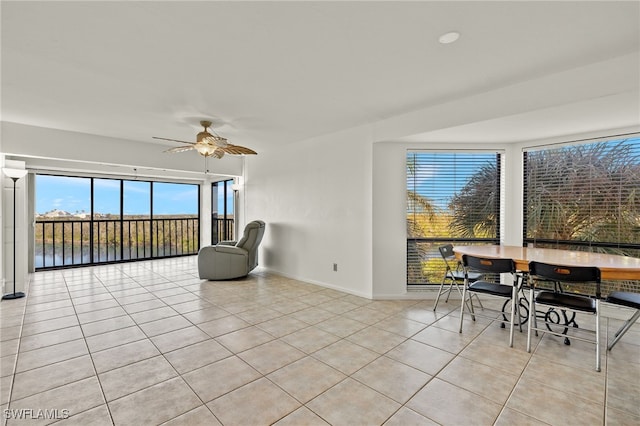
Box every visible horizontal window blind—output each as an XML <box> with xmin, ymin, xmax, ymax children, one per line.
<box><xmin>523</xmin><ymin>136</ymin><xmax>640</xmax><ymax>294</ymax></box>
<box><xmin>407</xmin><ymin>151</ymin><xmax>502</xmax><ymax>285</ymax></box>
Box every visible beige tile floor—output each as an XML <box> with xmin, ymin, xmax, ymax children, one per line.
<box><xmin>1</xmin><ymin>256</ymin><xmax>639</xmax><ymax>425</ymax></box>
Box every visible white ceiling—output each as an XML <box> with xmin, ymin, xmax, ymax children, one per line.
<box><xmin>2</xmin><ymin>1</ymin><xmax>639</xmax><ymax>153</ymax></box>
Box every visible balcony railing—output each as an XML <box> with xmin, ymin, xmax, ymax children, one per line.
<box><xmin>35</xmin><ymin>217</ymin><xmax>199</xmax><ymax>269</ymax></box>
<box><xmin>212</xmin><ymin>216</ymin><xmax>234</xmax><ymax>244</ymax></box>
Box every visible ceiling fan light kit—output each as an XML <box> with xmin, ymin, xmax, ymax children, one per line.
<box><xmin>154</xmin><ymin>120</ymin><xmax>257</xmax><ymax>158</ymax></box>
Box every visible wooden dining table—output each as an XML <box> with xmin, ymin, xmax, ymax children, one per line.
<box><xmin>453</xmin><ymin>245</ymin><xmax>640</xmax><ymax>281</ymax></box>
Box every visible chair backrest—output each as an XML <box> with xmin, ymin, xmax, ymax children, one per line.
<box><xmin>439</xmin><ymin>244</ymin><xmax>457</xmax><ymax>271</ymax></box>
<box><xmin>439</xmin><ymin>244</ymin><xmax>455</xmax><ymax>259</ymax></box>
<box><xmin>236</xmin><ymin>220</ymin><xmax>266</xmax><ymax>270</ymax></box>
<box><xmin>462</xmin><ymin>254</ymin><xmax>516</xmax><ymax>274</ymax></box>
<box><xmin>528</xmin><ymin>261</ymin><xmax>601</xmax><ymax>298</ymax></box>
<box><xmin>438</xmin><ymin>244</ymin><xmax>455</xmax><ymax>261</ymax></box>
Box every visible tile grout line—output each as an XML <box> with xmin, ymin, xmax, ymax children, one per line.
<box><xmin>65</xmin><ymin>267</ymin><xmax>116</xmax><ymax>425</ymax></box>
<box><xmin>5</xmin><ymin>259</ymin><xmax>639</xmax><ymax>425</ymax></box>
<box><xmin>1</xmin><ymin>273</ymin><xmax>29</xmax><ymax>426</ymax></box>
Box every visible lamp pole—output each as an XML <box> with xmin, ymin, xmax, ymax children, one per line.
<box><xmin>2</xmin><ymin>168</ymin><xmax>28</xmax><ymax>300</ymax></box>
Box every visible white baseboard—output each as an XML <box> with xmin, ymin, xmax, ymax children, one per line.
<box><xmin>259</xmin><ymin>267</ymin><xmax>372</xmax><ymax>299</ymax></box>
<box><xmin>257</xmin><ymin>267</ymin><xmax>450</xmax><ymax>301</ymax></box>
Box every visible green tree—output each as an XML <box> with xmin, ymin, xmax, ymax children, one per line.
<box><xmin>449</xmin><ymin>140</ymin><xmax>640</xmax><ymax>246</ymax></box>
<box><xmin>448</xmin><ymin>162</ymin><xmax>498</xmax><ymax>238</ymax></box>
<box><xmin>525</xmin><ymin>141</ymin><xmax>640</xmax><ymax>245</ymax></box>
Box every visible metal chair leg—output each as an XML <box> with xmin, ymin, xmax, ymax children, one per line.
<box><xmin>472</xmin><ymin>293</ymin><xmax>484</xmax><ymax>309</ymax></box>
<box><xmin>433</xmin><ymin>276</ymin><xmax>448</xmax><ymax>311</ymax></box>
<box><xmin>459</xmin><ymin>285</ymin><xmax>468</xmax><ymax>333</ymax></box>
<box><xmin>468</xmin><ymin>290</ymin><xmax>477</xmax><ymax>321</ymax></box>
<box><xmin>595</xmin><ymin>300</ymin><xmax>601</xmax><ymax>372</ymax></box>
<box><xmin>445</xmin><ymin>280</ymin><xmax>458</xmax><ymax>302</ymax></box>
<box><xmin>527</xmin><ymin>286</ymin><xmax>535</xmax><ymax>353</ymax></box>
<box><xmin>509</xmin><ymin>285</ymin><xmax>517</xmax><ymax>347</ymax></box>
<box><xmin>608</xmin><ymin>310</ymin><xmax>640</xmax><ymax>350</ymax></box>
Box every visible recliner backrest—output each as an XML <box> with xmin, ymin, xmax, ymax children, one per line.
<box><xmin>235</xmin><ymin>220</ymin><xmax>266</xmax><ymax>270</ymax></box>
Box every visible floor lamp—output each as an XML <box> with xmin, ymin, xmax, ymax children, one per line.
<box><xmin>2</xmin><ymin>168</ymin><xmax>28</xmax><ymax>300</ymax></box>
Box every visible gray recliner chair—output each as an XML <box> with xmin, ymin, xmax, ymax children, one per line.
<box><xmin>198</xmin><ymin>220</ymin><xmax>265</xmax><ymax>280</ymax></box>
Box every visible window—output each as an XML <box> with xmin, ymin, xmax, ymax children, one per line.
<box><xmin>407</xmin><ymin>151</ymin><xmax>502</xmax><ymax>285</ymax></box>
<box><xmin>152</xmin><ymin>182</ymin><xmax>199</xmax><ymax>257</ymax></box>
<box><xmin>35</xmin><ymin>175</ymin><xmax>91</xmax><ymax>266</ymax></box>
<box><xmin>123</xmin><ymin>181</ymin><xmax>151</xmax><ymax>259</ymax></box>
<box><xmin>93</xmin><ymin>178</ymin><xmax>122</xmax><ymax>262</ymax></box>
<box><xmin>35</xmin><ymin>175</ymin><xmax>200</xmax><ymax>269</ymax></box>
<box><xmin>212</xmin><ymin>179</ymin><xmax>235</xmax><ymax>243</ymax></box>
<box><xmin>523</xmin><ymin>136</ymin><xmax>640</xmax><ymax>293</ymax></box>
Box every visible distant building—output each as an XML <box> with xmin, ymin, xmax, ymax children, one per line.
<box><xmin>43</xmin><ymin>209</ymin><xmax>72</xmax><ymax>218</ymax></box>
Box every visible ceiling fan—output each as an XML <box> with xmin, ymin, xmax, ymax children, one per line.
<box><xmin>153</xmin><ymin>120</ymin><xmax>257</xmax><ymax>159</ymax></box>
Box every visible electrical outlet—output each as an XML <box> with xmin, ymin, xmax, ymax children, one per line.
<box><xmin>333</xmin><ymin>263</ymin><xmax>338</xmax><ymax>272</ymax></box>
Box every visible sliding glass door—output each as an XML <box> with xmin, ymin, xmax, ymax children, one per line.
<box><xmin>35</xmin><ymin>174</ymin><xmax>200</xmax><ymax>269</ymax></box>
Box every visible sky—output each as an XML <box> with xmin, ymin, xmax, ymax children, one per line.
<box><xmin>36</xmin><ymin>175</ymin><xmax>201</xmax><ymax>216</ymax></box>
<box><xmin>406</xmin><ymin>137</ymin><xmax>640</xmax><ymax>211</ymax></box>
<box><xmin>407</xmin><ymin>151</ymin><xmax>497</xmax><ymax>210</ymax></box>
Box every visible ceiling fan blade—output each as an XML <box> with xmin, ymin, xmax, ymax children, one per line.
<box><xmin>222</xmin><ymin>144</ymin><xmax>257</xmax><ymax>155</ymax></box>
<box><xmin>203</xmin><ymin>135</ymin><xmax>228</xmax><ymax>147</ymax></box>
<box><xmin>212</xmin><ymin>148</ymin><xmax>225</xmax><ymax>159</ymax></box>
<box><xmin>154</xmin><ymin>121</ymin><xmax>256</xmax><ymax>158</ymax></box>
<box><xmin>164</xmin><ymin>145</ymin><xmax>196</xmax><ymax>153</ymax></box>
<box><xmin>153</xmin><ymin>136</ymin><xmax>196</xmax><ymax>145</ymax></box>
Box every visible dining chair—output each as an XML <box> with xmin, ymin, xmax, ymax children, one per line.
<box><xmin>605</xmin><ymin>291</ymin><xmax>640</xmax><ymax>350</ymax></box>
<box><xmin>433</xmin><ymin>244</ymin><xmax>483</xmax><ymax>311</ymax></box>
<box><xmin>459</xmin><ymin>254</ymin><xmax>523</xmax><ymax>347</ymax></box>
<box><xmin>526</xmin><ymin>261</ymin><xmax>602</xmax><ymax>371</ymax></box>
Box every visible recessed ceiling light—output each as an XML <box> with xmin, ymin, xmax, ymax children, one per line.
<box><xmin>438</xmin><ymin>31</ymin><xmax>460</xmax><ymax>44</ymax></box>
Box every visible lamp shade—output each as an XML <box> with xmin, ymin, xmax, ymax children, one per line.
<box><xmin>2</xmin><ymin>168</ymin><xmax>28</xmax><ymax>180</ymax></box>
<box><xmin>195</xmin><ymin>142</ymin><xmax>216</xmax><ymax>157</ymax></box>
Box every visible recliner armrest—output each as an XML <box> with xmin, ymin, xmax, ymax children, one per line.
<box><xmin>217</xmin><ymin>240</ymin><xmax>237</xmax><ymax>246</ymax></box>
<box><xmin>214</xmin><ymin>245</ymin><xmax>248</xmax><ymax>256</ymax></box>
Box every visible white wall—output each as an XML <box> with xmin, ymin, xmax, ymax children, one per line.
<box><xmin>1</xmin><ymin>121</ymin><xmax>244</xmax><ymax>178</ymax></box>
<box><xmin>246</xmin><ymin>125</ymin><xmax>374</xmax><ymax>298</ymax></box>
<box><xmin>242</xmin><ymin>54</ymin><xmax>639</xmax><ymax>300</ymax></box>
<box><xmin>1</xmin><ymin>53</ymin><xmax>637</xmax><ymax>299</ymax></box>
<box><xmin>2</xmin><ymin>160</ymin><xmax>29</xmax><ymax>295</ymax></box>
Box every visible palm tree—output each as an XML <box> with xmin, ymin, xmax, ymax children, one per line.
<box><xmin>525</xmin><ymin>141</ymin><xmax>640</xmax><ymax>247</ymax></box>
<box><xmin>449</xmin><ymin>140</ymin><xmax>640</xmax><ymax>249</ymax></box>
<box><xmin>448</xmin><ymin>162</ymin><xmax>498</xmax><ymax>238</ymax></box>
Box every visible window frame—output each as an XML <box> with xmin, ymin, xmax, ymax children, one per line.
<box><xmin>211</xmin><ymin>179</ymin><xmax>235</xmax><ymax>243</ymax></box>
<box><xmin>522</xmin><ymin>135</ymin><xmax>640</xmax><ymax>253</ymax></box>
<box><xmin>406</xmin><ymin>149</ymin><xmax>504</xmax><ymax>285</ymax></box>
<box><xmin>34</xmin><ymin>173</ymin><xmax>201</xmax><ymax>269</ymax></box>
